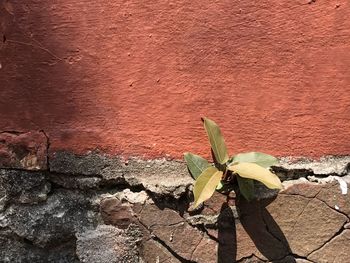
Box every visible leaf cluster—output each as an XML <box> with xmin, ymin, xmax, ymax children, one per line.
<box><xmin>184</xmin><ymin>117</ymin><xmax>282</xmax><ymax>209</ymax></box>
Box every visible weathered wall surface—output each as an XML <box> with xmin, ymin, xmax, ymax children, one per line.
<box><xmin>1</xmin><ymin>1</ymin><xmax>350</xmax><ymax>262</ymax></box>
<box><xmin>0</xmin><ymin>133</ymin><xmax>350</xmax><ymax>262</ymax></box>
<box><xmin>1</xmin><ymin>0</ymin><xmax>350</xmax><ymax>159</ymax></box>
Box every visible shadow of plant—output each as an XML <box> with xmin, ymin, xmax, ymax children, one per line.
<box><xmin>217</xmin><ymin>203</ymin><xmax>237</xmax><ymax>263</ymax></box>
<box><xmin>217</xmin><ymin>196</ymin><xmax>295</xmax><ymax>263</ymax></box>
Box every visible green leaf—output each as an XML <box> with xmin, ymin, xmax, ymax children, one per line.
<box><xmin>184</xmin><ymin>153</ymin><xmax>210</xmax><ymax>179</ymax></box>
<box><xmin>228</xmin><ymin>162</ymin><xmax>282</xmax><ymax>189</ymax></box>
<box><xmin>202</xmin><ymin>117</ymin><xmax>229</xmax><ymax>165</ymax></box>
<box><xmin>232</xmin><ymin>152</ymin><xmax>278</xmax><ymax>168</ymax></box>
<box><xmin>192</xmin><ymin>166</ymin><xmax>223</xmax><ymax>209</ymax></box>
<box><xmin>237</xmin><ymin>176</ymin><xmax>254</xmax><ymax>201</ymax></box>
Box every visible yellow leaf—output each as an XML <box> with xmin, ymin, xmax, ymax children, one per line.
<box><xmin>228</xmin><ymin>162</ymin><xmax>282</xmax><ymax>189</ymax></box>
<box><xmin>192</xmin><ymin>167</ymin><xmax>223</xmax><ymax>208</ymax></box>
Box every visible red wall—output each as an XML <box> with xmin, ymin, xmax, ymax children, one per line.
<box><xmin>1</xmin><ymin>1</ymin><xmax>350</xmax><ymax>160</ymax></box>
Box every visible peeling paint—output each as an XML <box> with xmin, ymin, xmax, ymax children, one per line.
<box><xmin>335</xmin><ymin>177</ymin><xmax>348</xmax><ymax>195</ymax></box>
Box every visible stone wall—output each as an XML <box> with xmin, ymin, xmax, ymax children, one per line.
<box><xmin>1</xmin><ymin>131</ymin><xmax>350</xmax><ymax>262</ymax></box>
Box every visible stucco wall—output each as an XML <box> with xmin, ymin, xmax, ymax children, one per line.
<box><xmin>1</xmin><ymin>0</ymin><xmax>350</xmax><ymax>160</ymax></box>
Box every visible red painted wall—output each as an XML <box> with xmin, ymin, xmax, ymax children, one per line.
<box><xmin>1</xmin><ymin>1</ymin><xmax>350</xmax><ymax>159</ymax></box>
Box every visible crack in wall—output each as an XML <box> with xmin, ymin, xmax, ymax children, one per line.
<box><xmin>5</xmin><ymin>39</ymin><xmax>64</xmax><ymax>61</ymax></box>
<box><xmin>189</xmin><ymin>234</ymin><xmax>204</xmax><ymax>262</ymax></box>
<box><xmin>306</xmin><ymin>221</ymin><xmax>347</xmax><ymax>258</ymax></box>
<box><xmin>279</xmin><ymin>192</ymin><xmax>350</xmax><ymax>222</ymax></box>
<box><xmin>152</xmin><ymin>235</ymin><xmax>196</xmax><ymax>263</ymax></box>
<box><xmin>289</xmin><ymin>197</ymin><xmax>313</xmax><ymax>235</ymax></box>
<box><xmin>136</xmin><ymin>215</ymin><xmax>196</xmax><ymax>263</ymax></box>
<box><xmin>315</xmin><ymin>196</ymin><xmax>350</xmax><ymax>221</ymax></box>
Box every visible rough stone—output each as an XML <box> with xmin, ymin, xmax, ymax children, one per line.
<box><xmin>200</xmin><ymin>191</ymin><xmax>234</xmax><ymax>216</ymax></box>
<box><xmin>236</xmin><ymin>198</ymin><xmax>290</xmax><ymax>261</ymax></box>
<box><xmin>76</xmin><ymin>224</ymin><xmax>142</xmax><ymax>263</ymax></box>
<box><xmin>1</xmin><ymin>152</ymin><xmax>350</xmax><ymax>262</ymax></box>
<box><xmin>141</xmin><ymin>238</ymin><xmax>181</xmax><ymax>263</ymax></box>
<box><xmin>1</xmin><ymin>189</ymin><xmax>98</xmax><ymax>247</ymax></box>
<box><xmin>198</xmin><ymin>204</ymin><xmax>267</xmax><ymax>262</ymax></box>
<box><xmin>49</xmin><ymin>173</ymin><xmax>102</xmax><ymax>189</ymax></box>
<box><xmin>316</xmin><ymin>182</ymin><xmax>350</xmax><ymax>217</ymax></box>
<box><xmin>235</xmin><ymin>222</ymin><xmax>265</xmax><ymax>261</ymax></box>
<box><xmin>124</xmin><ymin>158</ymin><xmax>193</xmax><ymax>199</ymax></box>
<box><xmin>0</xmin><ymin>131</ymin><xmax>48</xmax><ymax>170</ymax></box>
<box><xmin>114</xmin><ymin>189</ymin><xmax>149</xmax><ymax>205</ymax></box>
<box><xmin>277</xmin><ymin>156</ymin><xmax>350</xmax><ymax>176</ymax></box>
<box><xmin>139</xmin><ymin>204</ymin><xmax>184</xmax><ymax>228</ymax></box>
<box><xmin>50</xmin><ymin>151</ymin><xmax>125</xmax><ymax>180</ymax></box>
<box><xmin>152</xmin><ymin>222</ymin><xmax>203</xmax><ymax>260</ymax></box>
<box><xmin>266</xmin><ymin>194</ymin><xmax>311</xmax><ymax>237</ymax></box>
<box><xmin>308</xmin><ymin>229</ymin><xmax>350</xmax><ymax>263</ymax></box>
<box><xmin>191</xmin><ymin>236</ymin><xmax>218</xmax><ymax>262</ymax></box>
<box><xmin>100</xmin><ymin>196</ymin><xmax>136</xmax><ymax>229</ymax></box>
<box><xmin>186</xmin><ymin>214</ymin><xmax>219</xmax><ymax>228</ymax></box>
<box><xmin>101</xmin><ymin>190</ymin><xmax>150</xmax><ymax>221</ymax></box>
<box><xmin>51</xmin><ymin>152</ymin><xmax>192</xmax><ymax>198</ymax></box>
<box><xmin>267</xmin><ymin>194</ymin><xmax>348</xmax><ymax>256</ymax></box>
<box><xmin>0</xmin><ymin>228</ymin><xmax>79</xmax><ymax>263</ymax></box>
<box><xmin>0</xmin><ymin>169</ymin><xmax>51</xmax><ymax>209</ymax></box>
<box><xmin>139</xmin><ymin>205</ymin><xmax>203</xmax><ymax>260</ymax></box>
<box><xmin>281</xmin><ymin>178</ymin><xmax>323</xmax><ymax>198</ymax></box>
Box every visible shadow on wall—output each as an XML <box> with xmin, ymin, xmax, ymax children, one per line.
<box><xmin>0</xmin><ymin>1</ymin><xmax>76</xmax><ymax>130</ymax></box>
<box><xmin>217</xmin><ymin>197</ymin><xmax>294</xmax><ymax>263</ymax></box>
<box><xmin>0</xmin><ymin>1</ymin><xmax>108</xmax><ymax>147</ymax></box>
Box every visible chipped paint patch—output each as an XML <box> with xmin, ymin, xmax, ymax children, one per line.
<box><xmin>335</xmin><ymin>177</ymin><xmax>348</xmax><ymax>195</ymax></box>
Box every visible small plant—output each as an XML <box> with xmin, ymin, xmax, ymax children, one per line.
<box><xmin>184</xmin><ymin>117</ymin><xmax>282</xmax><ymax>209</ymax></box>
